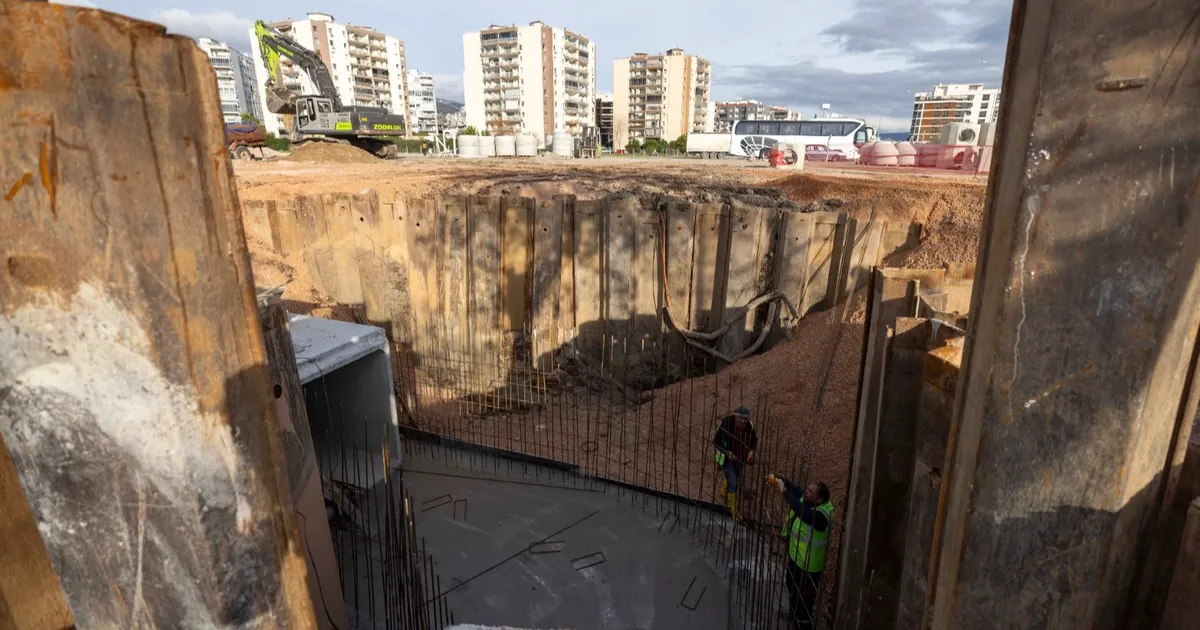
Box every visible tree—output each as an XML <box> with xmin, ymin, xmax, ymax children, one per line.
<box><xmin>671</xmin><ymin>135</ymin><xmax>688</xmax><ymax>153</ymax></box>
<box><xmin>240</xmin><ymin>112</ymin><xmax>261</xmax><ymax>124</ymax></box>
<box><xmin>461</xmin><ymin>125</ymin><xmax>480</xmax><ymax>136</ymax></box>
<box><xmin>627</xmin><ymin>138</ymin><xmax>642</xmax><ymax>153</ymax></box>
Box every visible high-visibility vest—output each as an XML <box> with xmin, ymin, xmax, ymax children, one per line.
<box><xmin>715</xmin><ymin>419</ymin><xmax>753</xmax><ymax>466</ymax></box>
<box><xmin>783</xmin><ymin>501</ymin><xmax>834</xmax><ymax>572</ymax></box>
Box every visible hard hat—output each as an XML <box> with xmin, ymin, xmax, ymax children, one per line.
<box><xmin>734</xmin><ymin>405</ymin><xmax>750</xmax><ymax>418</ymax></box>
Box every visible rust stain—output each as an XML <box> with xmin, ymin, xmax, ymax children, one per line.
<box><xmin>1047</xmin><ymin>120</ymin><xmax>1090</xmax><ymax>180</ymax></box>
<box><xmin>4</xmin><ymin>172</ymin><xmax>32</xmax><ymax>202</ymax></box>
<box><xmin>39</xmin><ymin>119</ymin><xmax>58</xmax><ymax>216</ymax></box>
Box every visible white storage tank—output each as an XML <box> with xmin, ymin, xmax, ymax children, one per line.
<box><xmin>872</xmin><ymin>141</ymin><xmax>899</xmax><ymax>166</ymax></box>
<box><xmin>917</xmin><ymin>144</ymin><xmax>940</xmax><ymax>167</ymax></box>
<box><xmin>895</xmin><ymin>142</ymin><xmax>918</xmax><ymax>167</ymax></box>
<box><xmin>457</xmin><ymin>135</ymin><xmax>480</xmax><ymax>158</ymax></box>
<box><xmin>858</xmin><ymin>141</ymin><xmax>877</xmax><ymax>164</ymax></box>
<box><xmin>552</xmin><ymin>132</ymin><xmax>573</xmax><ymax>157</ymax></box>
<box><xmin>515</xmin><ymin>134</ymin><xmax>538</xmax><ymax>157</ymax></box>
<box><xmin>495</xmin><ymin>135</ymin><xmax>517</xmax><ymax>157</ymax></box>
<box><xmin>477</xmin><ymin>135</ymin><xmax>497</xmax><ymax>158</ymax></box>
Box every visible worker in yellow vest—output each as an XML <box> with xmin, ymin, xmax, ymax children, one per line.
<box><xmin>712</xmin><ymin>405</ymin><xmax>757</xmax><ymax>521</ymax></box>
<box><xmin>767</xmin><ymin>475</ymin><xmax>833</xmax><ymax>629</ymax></box>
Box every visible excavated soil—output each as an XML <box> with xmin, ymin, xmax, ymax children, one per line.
<box><xmin>238</xmin><ymin>159</ymin><xmax>988</xmax><ymax>618</ymax></box>
<box><xmin>282</xmin><ymin>141</ymin><xmax>380</xmax><ymax>164</ymax></box>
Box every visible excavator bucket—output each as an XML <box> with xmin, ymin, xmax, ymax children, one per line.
<box><xmin>265</xmin><ymin>83</ymin><xmax>296</xmax><ymax>115</ymax></box>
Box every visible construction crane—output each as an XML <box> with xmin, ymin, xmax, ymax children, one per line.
<box><xmin>253</xmin><ymin>20</ymin><xmax>405</xmax><ymax>157</ymax></box>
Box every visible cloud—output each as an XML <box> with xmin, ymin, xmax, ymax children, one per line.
<box><xmin>49</xmin><ymin>0</ymin><xmax>98</xmax><ymax>7</ymax></box>
<box><xmin>428</xmin><ymin>73</ymin><xmax>464</xmax><ymax>103</ymax></box>
<box><xmin>719</xmin><ymin>0</ymin><xmax>1012</xmax><ymax>132</ymax></box>
<box><xmin>152</xmin><ymin>9</ymin><xmax>254</xmax><ymax>52</ymax></box>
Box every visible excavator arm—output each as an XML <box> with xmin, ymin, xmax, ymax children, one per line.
<box><xmin>253</xmin><ymin>20</ymin><xmax>342</xmax><ymax>114</ymax></box>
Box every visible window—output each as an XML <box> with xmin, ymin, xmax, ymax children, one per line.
<box><xmin>798</xmin><ymin>121</ymin><xmax>823</xmax><ymax>136</ymax></box>
<box><xmin>760</xmin><ymin>122</ymin><xmax>780</xmax><ymax>135</ymax></box>
<box><xmin>735</xmin><ymin>121</ymin><xmax>759</xmax><ymax>134</ymax></box>
<box><xmin>780</xmin><ymin>122</ymin><xmax>800</xmax><ymax>135</ymax></box>
<box><xmin>317</xmin><ymin>101</ymin><xmax>333</xmax><ymax>113</ymax></box>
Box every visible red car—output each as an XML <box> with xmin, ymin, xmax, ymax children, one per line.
<box><xmin>804</xmin><ymin>144</ymin><xmax>850</xmax><ymax>162</ymax></box>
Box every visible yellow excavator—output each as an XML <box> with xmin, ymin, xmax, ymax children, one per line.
<box><xmin>254</xmin><ymin>20</ymin><xmax>404</xmax><ymax>157</ymax></box>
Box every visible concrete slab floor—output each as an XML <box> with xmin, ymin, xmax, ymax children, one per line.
<box><xmin>404</xmin><ymin>445</ymin><xmax>735</xmax><ymax>630</ymax></box>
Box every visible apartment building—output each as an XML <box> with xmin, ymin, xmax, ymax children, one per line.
<box><xmin>768</xmin><ymin>106</ymin><xmax>801</xmax><ymax>121</ymax></box>
<box><xmin>595</xmin><ymin>94</ymin><xmax>614</xmax><ymax>148</ymax></box>
<box><xmin>407</xmin><ymin>70</ymin><xmax>438</xmax><ymax>134</ymax></box>
<box><xmin>908</xmin><ymin>83</ymin><xmax>1000</xmax><ymax>142</ymax></box>
<box><xmin>462</xmin><ymin>21</ymin><xmax>597</xmax><ymax>144</ymax></box>
<box><xmin>249</xmin><ymin>13</ymin><xmax>409</xmax><ymax>134</ymax></box>
<box><xmin>613</xmin><ymin>48</ymin><xmax>712</xmax><ymax>149</ymax></box>
<box><xmin>197</xmin><ymin>38</ymin><xmax>262</xmax><ymax>123</ymax></box>
<box><xmin>713</xmin><ymin>100</ymin><xmax>766</xmax><ymax>133</ymax></box>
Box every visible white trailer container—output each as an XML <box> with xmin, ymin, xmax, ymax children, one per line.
<box><xmin>686</xmin><ymin>133</ymin><xmax>732</xmax><ymax>158</ymax></box>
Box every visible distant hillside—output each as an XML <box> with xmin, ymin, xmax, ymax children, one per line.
<box><xmin>436</xmin><ymin>99</ymin><xmax>464</xmax><ymax>115</ymax></box>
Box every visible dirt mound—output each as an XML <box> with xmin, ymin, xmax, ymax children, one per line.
<box><xmin>768</xmin><ymin>172</ymin><xmax>988</xmax><ymax>267</ymax></box>
<box><xmin>283</xmin><ymin>142</ymin><xmax>379</xmax><ymax>164</ymax></box>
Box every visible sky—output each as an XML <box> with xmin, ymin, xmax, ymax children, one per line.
<box><xmin>57</xmin><ymin>0</ymin><xmax>1013</xmax><ymax>132</ymax></box>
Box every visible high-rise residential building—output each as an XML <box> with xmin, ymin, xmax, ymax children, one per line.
<box><xmin>248</xmin><ymin>13</ymin><xmax>409</xmax><ymax>135</ymax></box>
<box><xmin>407</xmin><ymin>70</ymin><xmax>438</xmax><ymax>134</ymax></box>
<box><xmin>713</xmin><ymin>100</ymin><xmax>767</xmax><ymax>133</ymax></box>
<box><xmin>462</xmin><ymin>21</ymin><xmax>597</xmax><ymax>144</ymax></box>
<box><xmin>197</xmin><ymin>37</ymin><xmax>262</xmax><ymax>124</ymax></box>
<box><xmin>595</xmin><ymin>94</ymin><xmax>613</xmax><ymax>148</ymax></box>
<box><xmin>613</xmin><ymin>48</ymin><xmax>711</xmax><ymax>149</ymax></box>
<box><xmin>908</xmin><ymin>83</ymin><xmax>1000</xmax><ymax>142</ymax></box>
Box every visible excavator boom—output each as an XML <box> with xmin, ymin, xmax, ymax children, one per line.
<box><xmin>253</xmin><ymin>20</ymin><xmax>342</xmax><ymax>114</ymax></box>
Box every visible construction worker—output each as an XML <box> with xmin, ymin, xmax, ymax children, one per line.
<box><xmin>712</xmin><ymin>405</ymin><xmax>756</xmax><ymax>520</ymax></box>
<box><xmin>766</xmin><ymin>475</ymin><xmax>833</xmax><ymax>630</ymax></box>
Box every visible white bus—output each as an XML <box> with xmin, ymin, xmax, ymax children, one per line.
<box><xmin>729</xmin><ymin>118</ymin><xmax>876</xmax><ymax>160</ymax></box>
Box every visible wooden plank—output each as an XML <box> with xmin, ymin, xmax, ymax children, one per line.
<box><xmin>404</xmin><ymin>197</ymin><xmax>440</xmax><ymax>354</ymax></box>
<box><xmin>574</xmin><ymin>199</ymin><xmax>605</xmax><ymax>356</ymax></box>
<box><xmin>268</xmin><ymin>199</ymin><xmax>302</xmax><ymax>255</ymax></box>
<box><xmin>352</xmin><ymin>193</ymin><xmax>390</xmax><ymax>331</ymax></box>
<box><xmin>0</xmin><ymin>6</ymin><xmax>315</xmax><ymax>626</ymax></box>
<box><xmin>556</xmin><ymin>195</ymin><xmax>576</xmax><ymax>334</ymax></box>
<box><xmin>468</xmin><ymin>196</ymin><xmax>502</xmax><ymax>375</ymax></box>
<box><xmin>772</xmin><ymin>212</ymin><xmax>814</xmax><ymax>344</ymax></box>
<box><xmin>631</xmin><ymin>202</ymin><xmax>663</xmax><ymax>341</ymax></box>
<box><xmin>441</xmin><ymin>196</ymin><xmax>469</xmax><ymax>352</ymax></box>
<box><xmin>381</xmin><ymin>196</ymin><xmax>418</xmax><ymax>418</ymax></box>
<box><xmin>665</xmin><ymin>201</ymin><xmax>696</xmax><ymax>361</ymax></box>
<box><xmin>606</xmin><ymin>196</ymin><xmax>637</xmax><ymax>375</ymax></box>
<box><xmin>844</xmin><ymin>219</ymin><xmax>886</xmax><ymax>301</ymax></box>
<box><xmin>500</xmin><ymin>197</ymin><xmax>532</xmax><ymax>332</ymax></box>
<box><xmin>325</xmin><ymin>193</ymin><xmax>364</xmax><ymax>306</ymax></box>
<box><xmin>242</xmin><ymin>199</ymin><xmax>273</xmax><ymax>245</ymax></box>
<box><xmin>928</xmin><ymin>1</ymin><xmax>1200</xmax><ymax>627</ymax></box>
<box><xmin>689</xmin><ymin>202</ymin><xmax>725</xmax><ymax>331</ymax></box>
<box><xmin>260</xmin><ymin>303</ymin><xmax>348</xmax><ymax>630</ymax></box>
<box><xmin>295</xmin><ymin>195</ymin><xmax>340</xmax><ymax>301</ymax></box>
<box><xmin>803</xmin><ymin>216</ymin><xmax>841</xmax><ymax>314</ymax></box>
<box><xmin>1162</xmin><ymin>499</ymin><xmax>1200</xmax><ymax>630</ymax></box>
<box><xmin>532</xmin><ymin>198</ymin><xmax>563</xmax><ymax>369</ymax></box>
<box><xmin>0</xmin><ymin>433</ymin><xmax>72</xmax><ymax>630</ymax></box>
<box><xmin>722</xmin><ymin>204</ymin><xmax>777</xmax><ymax>354</ymax></box>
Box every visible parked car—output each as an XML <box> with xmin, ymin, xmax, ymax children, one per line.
<box><xmin>805</xmin><ymin>144</ymin><xmax>851</xmax><ymax>162</ymax></box>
